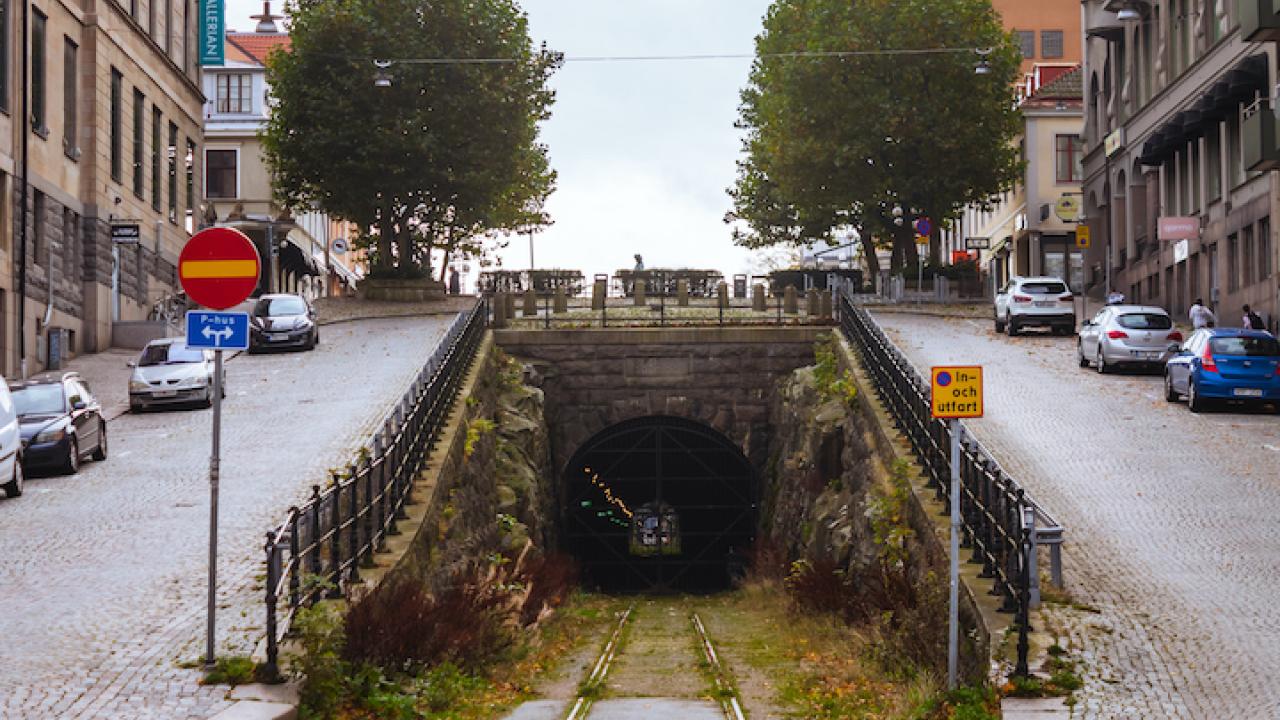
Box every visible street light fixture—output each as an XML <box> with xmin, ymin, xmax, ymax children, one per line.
<box><xmin>373</xmin><ymin>60</ymin><xmax>394</xmax><ymax>88</ymax></box>
<box><xmin>1116</xmin><ymin>4</ymin><xmax>1142</xmax><ymax>22</ymax></box>
<box><xmin>974</xmin><ymin>48</ymin><xmax>993</xmax><ymax>76</ymax></box>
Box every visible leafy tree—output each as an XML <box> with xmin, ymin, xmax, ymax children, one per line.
<box><xmin>729</xmin><ymin>0</ymin><xmax>1022</xmax><ymax>280</ymax></box>
<box><xmin>264</xmin><ymin>0</ymin><xmax>558</xmax><ymax>279</ymax></box>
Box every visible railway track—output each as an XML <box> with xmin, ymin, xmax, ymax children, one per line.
<box><xmin>565</xmin><ymin>600</ymin><xmax>745</xmax><ymax>720</ymax></box>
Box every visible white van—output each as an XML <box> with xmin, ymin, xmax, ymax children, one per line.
<box><xmin>0</xmin><ymin>380</ymin><xmax>22</xmax><ymax>498</ymax></box>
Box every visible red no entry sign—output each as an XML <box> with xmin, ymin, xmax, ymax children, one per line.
<box><xmin>179</xmin><ymin>227</ymin><xmax>261</xmax><ymax>310</ymax></box>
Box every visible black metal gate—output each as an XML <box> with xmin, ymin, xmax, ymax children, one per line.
<box><xmin>563</xmin><ymin>416</ymin><xmax>757</xmax><ymax>593</ymax></box>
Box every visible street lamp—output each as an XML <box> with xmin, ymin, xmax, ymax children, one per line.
<box><xmin>373</xmin><ymin>60</ymin><xmax>394</xmax><ymax>88</ymax></box>
<box><xmin>1116</xmin><ymin>3</ymin><xmax>1142</xmax><ymax>23</ymax></box>
<box><xmin>974</xmin><ymin>48</ymin><xmax>993</xmax><ymax>76</ymax></box>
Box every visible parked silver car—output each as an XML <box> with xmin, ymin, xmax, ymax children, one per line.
<box><xmin>1077</xmin><ymin>305</ymin><xmax>1183</xmax><ymax>373</ymax></box>
<box><xmin>128</xmin><ymin>339</ymin><xmax>226</xmax><ymax>412</ymax></box>
<box><xmin>994</xmin><ymin>276</ymin><xmax>1076</xmax><ymax>336</ymax></box>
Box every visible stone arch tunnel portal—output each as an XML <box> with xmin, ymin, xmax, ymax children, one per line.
<box><xmin>563</xmin><ymin>416</ymin><xmax>758</xmax><ymax>593</ymax></box>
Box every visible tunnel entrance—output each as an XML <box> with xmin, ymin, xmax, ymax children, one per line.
<box><xmin>563</xmin><ymin>416</ymin><xmax>757</xmax><ymax>593</ymax></box>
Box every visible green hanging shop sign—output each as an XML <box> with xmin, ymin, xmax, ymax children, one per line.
<box><xmin>199</xmin><ymin>0</ymin><xmax>225</xmax><ymax>66</ymax></box>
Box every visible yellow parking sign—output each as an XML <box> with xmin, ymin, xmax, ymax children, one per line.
<box><xmin>931</xmin><ymin>366</ymin><xmax>984</xmax><ymax>419</ymax></box>
<box><xmin>1075</xmin><ymin>225</ymin><xmax>1091</xmax><ymax>249</ymax></box>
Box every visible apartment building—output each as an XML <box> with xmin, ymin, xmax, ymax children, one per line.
<box><xmin>1080</xmin><ymin>1</ymin><xmax>1278</xmax><ymax>328</ymax></box>
<box><xmin>992</xmin><ymin>0</ymin><xmax>1082</xmax><ymax>77</ymax></box>
<box><xmin>1</xmin><ymin>0</ymin><xmax>204</xmax><ymax>377</ymax></box>
<box><xmin>202</xmin><ymin>3</ymin><xmax>361</xmax><ymax>300</ymax></box>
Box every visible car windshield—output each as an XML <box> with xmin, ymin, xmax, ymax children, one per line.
<box><xmin>1209</xmin><ymin>336</ymin><xmax>1280</xmax><ymax>357</ymax></box>
<box><xmin>254</xmin><ymin>297</ymin><xmax>307</xmax><ymax>316</ymax></box>
<box><xmin>139</xmin><ymin>343</ymin><xmax>205</xmax><ymax>367</ymax></box>
<box><xmin>10</xmin><ymin>384</ymin><xmax>65</xmax><ymax>415</ymax></box>
<box><xmin>1117</xmin><ymin>313</ymin><xmax>1173</xmax><ymax>330</ymax></box>
<box><xmin>1021</xmin><ymin>282</ymin><xmax>1067</xmax><ymax>295</ymax></box>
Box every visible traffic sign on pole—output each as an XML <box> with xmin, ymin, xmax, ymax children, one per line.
<box><xmin>1075</xmin><ymin>225</ymin><xmax>1091</xmax><ymax>249</ymax></box>
<box><xmin>914</xmin><ymin>217</ymin><xmax>933</xmax><ymax>237</ymax></box>
<box><xmin>179</xmin><ymin>227</ymin><xmax>261</xmax><ymax>310</ymax></box>
<box><xmin>186</xmin><ymin>311</ymin><xmax>250</xmax><ymax>351</ymax></box>
<box><xmin>930</xmin><ymin>366</ymin><xmax>984</xmax><ymax>419</ymax></box>
<box><xmin>180</xmin><ymin>227</ymin><xmax>259</xmax><ymax>671</ymax></box>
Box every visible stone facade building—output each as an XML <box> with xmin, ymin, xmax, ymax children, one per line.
<box><xmin>1081</xmin><ymin>1</ymin><xmax>1279</xmax><ymax>327</ymax></box>
<box><xmin>2</xmin><ymin>0</ymin><xmax>204</xmax><ymax>377</ymax></box>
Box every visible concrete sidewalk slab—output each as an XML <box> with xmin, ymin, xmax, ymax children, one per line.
<box><xmin>207</xmin><ymin>700</ymin><xmax>296</xmax><ymax>720</ymax></box>
<box><xmin>586</xmin><ymin>698</ymin><xmax>724</xmax><ymax>719</ymax></box>
<box><xmin>502</xmin><ymin>699</ymin><xmax>569</xmax><ymax>719</ymax></box>
<box><xmin>1001</xmin><ymin>697</ymin><xmax>1072</xmax><ymax>718</ymax></box>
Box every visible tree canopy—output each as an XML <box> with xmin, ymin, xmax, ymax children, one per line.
<box><xmin>728</xmin><ymin>0</ymin><xmax>1023</xmax><ymax>279</ymax></box>
<box><xmin>263</xmin><ymin>0</ymin><xmax>558</xmax><ymax>278</ymax></box>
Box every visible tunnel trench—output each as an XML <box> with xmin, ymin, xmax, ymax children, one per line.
<box><xmin>562</xmin><ymin>416</ymin><xmax>758</xmax><ymax>594</ymax></box>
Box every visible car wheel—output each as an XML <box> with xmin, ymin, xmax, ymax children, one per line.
<box><xmin>1164</xmin><ymin>373</ymin><xmax>1179</xmax><ymax>402</ymax></box>
<box><xmin>1096</xmin><ymin>347</ymin><xmax>1108</xmax><ymax>374</ymax></box>
<box><xmin>994</xmin><ymin>315</ymin><xmax>1005</xmax><ymax>333</ymax></box>
<box><xmin>3</xmin><ymin>462</ymin><xmax>23</xmax><ymax>498</ymax></box>
<box><xmin>1077</xmin><ymin>342</ymin><xmax>1090</xmax><ymax>368</ymax></box>
<box><xmin>63</xmin><ymin>437</ymin><xmax>80</xmax><ymax>475</ymax></box>
<box><xmin>92</xmin><ymin>423</ymin><xmax>108</xmax><ymax>461</ymax></box>
<box><xmin>1188</xmin><ymin>380</ymin><xmax>1209</xmax><ymax>413</ymax></box>
<box><xmin>130</xmin><ymin>402</ymin><xmax>144</xmax><ymax>414</ymax></box>
<box><xmin>203</xmin><ymin>388</ymin><xmax>214</xmax><ymax>408</ymax></box>
<box><xmin>1007</xmin><ymin>317</ymin><xmax>1019</xmax><ymax>337</ymax></box>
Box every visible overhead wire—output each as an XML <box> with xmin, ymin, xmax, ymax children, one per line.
<box><xmin>358</xmin><ymin>46</ymin><xmax>989</xmax><ymax>66</ymax></box>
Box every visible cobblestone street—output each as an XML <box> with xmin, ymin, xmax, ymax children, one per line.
<box><xmin>873</xmin><ymin>311</ymin><xmax>1280</xmax><ymax>719</ymax></box>
<box><xmin>0</xmin><ymin>315</ymin><xmax>457</xmax><ymax>720</ymax></box>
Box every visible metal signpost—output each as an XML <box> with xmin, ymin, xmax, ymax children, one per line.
<box><xmin>178</xmin><ymin>227</ymin><xmax>261</xmax><ymax>669</ymax></box>
<box><xmin>930</xmin><ymin>366</ymin><xmax>984</xmax><ymax>690</ymax></box>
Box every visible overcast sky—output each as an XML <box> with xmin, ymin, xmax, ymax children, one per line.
<box><xmin>225</xmin><ymin>0</ymin><xmax>774</xmax><ymax>278</ymax></box>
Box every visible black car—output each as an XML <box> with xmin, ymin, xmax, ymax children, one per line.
<box><xmin>7</xmin><ymin>371</ymin><xmax>108</xmax><ymax>475</ymax></box>
<box><xmin>249</xmin><ymin>294</ymin><xmax>319</xmax><ymax>352</ymax></box>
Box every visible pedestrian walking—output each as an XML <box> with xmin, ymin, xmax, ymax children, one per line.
<box><xmin>448</xmin><ymin>267</ymin><xmax>461</xmax><ymax>295</ymax></box>
<box><xmin>1189</xmin><ymin>298</ymin><xmax>1217</xmax><ymax>329</ymax></box>
<box><xmin>1243</xmin><ymin>304</ymin><xmax>1266</xmax><ymax>331</ymax></box>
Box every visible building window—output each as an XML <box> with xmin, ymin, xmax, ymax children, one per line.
<box><xmin>1055</xmin><ymin>135</ymin><xmax>1082</xmax><ymax>183</ymax></box>
<box><xmin>1243</xmin><ymin>224</ymin><xmax>1255</xmax><ymax>286</ymax></box>
<box><xmin>1188</xmin><ymin>142</ymin><xmax>1200</xmax><ymax>213</ymax></box>
<box><xmin>164</xmin><ymin>0</ymin><xmax>172</xmax><ymax>55</ymax></box>
<box><xmin>1205</xmin><ymin>122</ymin><xmax>1221</xmax><ymax>202</ymax></box>
<box><xmin>152</xmin><ymin>108</ymin><xmax>163</xmax><ymax>211</ymax></box>
<box><xmin>186</xmin><ymin>139</ymin><xmax>196</xmax><ymax>231</ymax></box>
<box><xmin>1228</xmin><ymin>107</ymin><xmax>1243</xmax><ymax>188</ymax></box>
<box><xmin>1260</xmin><ymin>217</ymin><xmax>1273</xmax><ymax>282</ymax></box>
<box><xmin>1227</xmin><ymin>232</ymin><xmax>1239</xmax><ymax>292</ymax></box>
<box><xmin>0</xmin><ymin>0</ymin><xmax>10</xmax><ymax>113</ymax></box>
<box><xmin>133</xmin><ymin>90</ymin><xmax>145</xmax><ymax>197</ymax></box>
<box><xmin>205</xmin><ymin>149</ymin><xmax>238</xmax><ymax>199</ymax></box>
<box><xmin>1015</xmin><ymin>30</ymin><xmax>1034</xmax><ymax>59</ymax></box>
<box><xmin>216</xmin><ymin>74</ymin><xmax>252</xmax><ymax>114</ymax></box>
<box><xmin>1041</xmin><ymin>30</ymin><xmax>1064</xmax><ymax>59</ymax></box>
<box><xmin>168</xmin><ymin>122</ymin><xmax>178</xmax><ymax>223</ymax></box>
<box><xmin>63</xmin><ymin>38</ymin><xmax>78</xmax><ymax>157</ymax></box>
<box><xmin>110</xmin><ymin>69</ymin><xmax>123</xmax><ymax>182</ymax></box>
<box><xmin>31</xmin><ymin>9</ymin><xmax>46</xmax><ymax>134</ymax></box>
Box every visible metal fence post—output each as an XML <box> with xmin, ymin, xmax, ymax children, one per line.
<box><xmin>327</xmin><ymin>483</ymin><xmax>343</xmax><ymax>598</ymax></box>
<box><xmin>346</xmin><ymin>472</ymin><xmax>361</xmax><ymax>585</ymax></box>
<box><xmin>263</xmin><ymin>532</ymin><xmax>280</xmax><ymax>681</ymax></box>
<box><xmin>287</xmin><ymin>509</ymin><xmax>300</xmax><ymax>610</ymax></box>
<box><xmin>307</xmin><ymin>485</ymin><xmax>323</xmax><ymax>597</ymax></box>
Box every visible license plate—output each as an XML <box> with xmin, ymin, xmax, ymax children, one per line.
<box><xmin>269</xmin><ymin>333</ymin><xmax>290</xmax><ymax>341</ymax></box>
<box><xmin>1233</xmin><ymin>388</ymin><xmax>1264</xmax><ymax>398</ymax></box>
<box><xmin>1130</xmin><ymin>351</ymin><xmax>1157</xmax><ymax>360</ymax></box>
<box><xmin>152</xmin><ymin>390</ymin><xmax>177</xmax><ymax>398</ymax></box>
<box><xmin>1034</xmin><ymin>301</ymin><xmax>1055</xmax><ymax>308</ymax></box>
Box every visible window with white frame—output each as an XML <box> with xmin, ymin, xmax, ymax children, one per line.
<box><xmin>216</xmin><ymin>73</ymin><xmax>252</xmax><ymax>114</ymax></box>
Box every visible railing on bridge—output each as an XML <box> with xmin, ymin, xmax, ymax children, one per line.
<box><xmin>259</xmin><ymin>298</ymin><xmax>488</xmax><ymax>678</ymax></box>
<box><xmin>487</xmin><ymin>273</ymin><xmax>861</xmax><ymax>329</ymax></box>
<box><xmin>837</xmin><ymin>295</ymin><xmax>1065</xmax><ymax>673</ymax></box>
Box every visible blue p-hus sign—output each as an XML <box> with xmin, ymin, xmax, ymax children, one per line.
<box><xmin>186</xmin><ymin>311</ymin><xmax>250</xmax><ymax>351</ymax></box>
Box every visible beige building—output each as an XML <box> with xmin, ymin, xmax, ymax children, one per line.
<box><xmin>2</xmin><ymin>0</ymin><xmax>204</xmax><ymax>377</ymax></box>
<box><xmin>202</xmin><ymin>4</ymin><xmax>362</xmax><ymax>300</ymax></box>
<box><xmin>943</xmin><ymin>68</ymin><xmax>1086</xmax><ymax>292</ymax></box>
<box><xmin>1081</xmin><ymin>1</ymin><xmax>1278</xmax><ymax>328</ymax></box>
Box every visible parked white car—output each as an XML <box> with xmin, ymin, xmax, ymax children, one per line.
<box><xmin>994</xmin><ymin>276</ymin><xmax>1077</xmax><ymax>336</ymax></box>
<box><xmin>128</xmin><ymin>339</ymin><xmax>226</xmax><ymax>412</ymax></box>
<box><xmin>1077</xmin><ymin>305</ymin><xmax>1183</xmax><ymax>373</ymax></box>
<box><xmin>0</xmin><ymin>379</ymin><xmax>24</xmax><ymax>498</ymax></box>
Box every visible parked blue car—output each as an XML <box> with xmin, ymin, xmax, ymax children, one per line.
<box><xmin>1164</xmin><ymin>328</ymin><xmax>1280</xmax><ymax>413</ymax></box>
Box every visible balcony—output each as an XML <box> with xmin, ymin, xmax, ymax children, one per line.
<box><xmin>1236</xmin><ymin>0</ymin><xmax>1280</xmax><ymax>42</ymax></box>
<box><xmin>1243</xmin><ymin>101</ymin><xmax>1280</xmax><ymax>172</ymax></box>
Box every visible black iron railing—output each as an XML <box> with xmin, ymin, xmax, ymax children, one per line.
<box><xmin>261</xmin><ymin>298</ymin><xmax>488</xmax><ymax>676</ymax></box>
<box><xmin>837</xmin><ymin>296</ymin><xmax>1064</xmax><ymax>642</ymax></box>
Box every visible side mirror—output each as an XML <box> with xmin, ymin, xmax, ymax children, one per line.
<box><xmin>126</xmin><ymin>361</ymin><xmax>136</xmax><ymax>368</ymax></box>
<box><xmin>72</xmin><ymin>401</ymin><xmax>87</xmax><ymax>411</ymax></box>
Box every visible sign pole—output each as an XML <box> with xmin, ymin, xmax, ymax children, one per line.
<box><xmin>205</xmin><ymin>348</ymin><xmax>223</xmax><ymax>669</ymax></box>
<box><xmin>948</xmin><ymin>417</ymin><xmax>961</xmax><ymax>690</ymax></box>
